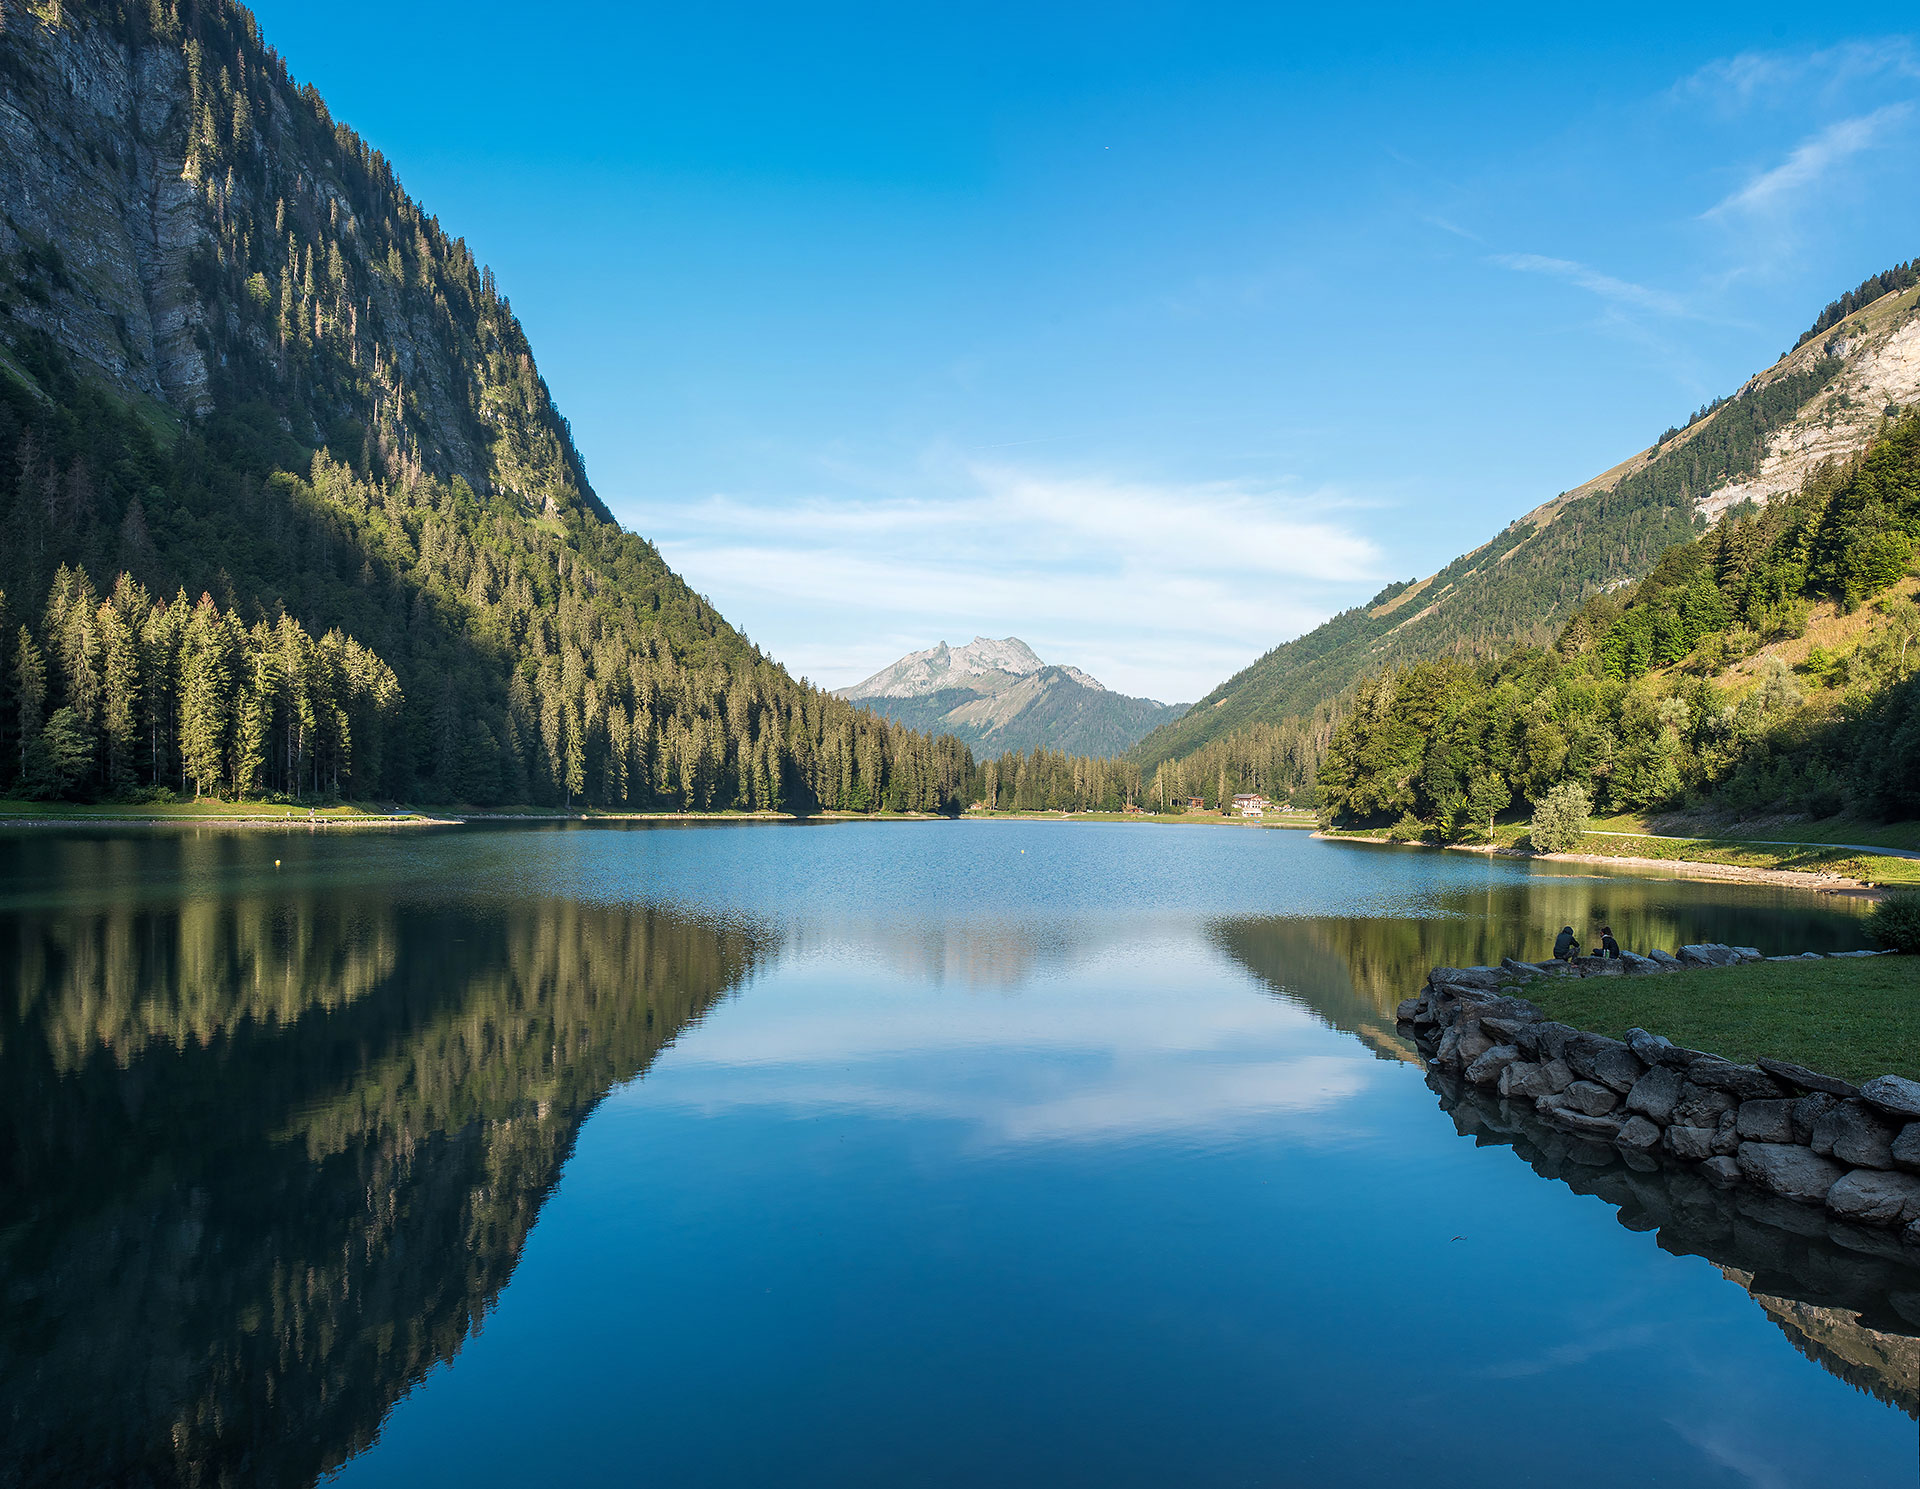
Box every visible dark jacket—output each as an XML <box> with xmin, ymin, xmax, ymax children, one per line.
<box><xmin>1601</xmin><ymin>933</ymin><xmax>1620</xmax><ymax>959</ymax></box>
<box><xmin>1553</xmin><ymin>928</ymin><xmax>1579</xmax><ymax>960</ymax></box>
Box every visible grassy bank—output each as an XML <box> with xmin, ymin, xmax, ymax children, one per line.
<box><xmin>0</xmin><ymin>798</ymin><xmax>429</xmax><ymax>822</ymax></box>
<box><xmin>1523</xmin><ymin>957</ymin><xmax>1920</xmax><ymax>1086</ymax></box>
<box><xmin>1317</xmin><ymin>818</ymin><xmax>1920</xmax><ymax>887</ymax></box>
<box><xmin>966</xmin><ymin>809</ymin><xmax>1319</xmax><ymax>828</ymax></box>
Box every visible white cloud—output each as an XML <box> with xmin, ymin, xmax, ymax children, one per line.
<box><xmin>642</xmin><ymin>456</ymin><xmax>1386</xmax><ymax>702</ymax></box>
<box><xmin>1703</xmin><ymin>103</ymin><xmax>1914</xmax><ymax>219</ymax></box>
<box><xmin>1676</xmin><ymin>39</ymin><xmax>1920</xmax><ymax>112</ymax></box>
<box><xmin>1492</xmin><ymin>253</ymin><xmax>1697</xmax><ymax>319</ymax></box>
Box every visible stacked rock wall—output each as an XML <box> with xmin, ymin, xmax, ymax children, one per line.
<box><xmin>1400</xmin><ymin>946</ymin><xmax>1920</xmax><ymax>1244</ymax></box>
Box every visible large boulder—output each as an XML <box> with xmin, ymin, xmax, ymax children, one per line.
<box><xmin>1465</xmin><ymin>1044</ymin><xmax>1522</xmax><ymax>1087</ymax></box>
<box><xmin>1562</xmin><ymin>1080</ymin><xmax>1621</xmax><ymax>1117</ymax></box>
<box><xmin>1625</xmin><ymin>1065</ymin><xmax>1684</xmax><ymax>1125</ymax></box>
<box><xmin>1395</xmin><ymin>998</ymin><xmax>1424</xmax><ymax>1023</ymax></box>
<box><xmin>1731</xmin><ymin>946</ymin><xmax>1763</xmax><ymax>962</ymax></box>
<box><xmin>1811</xmin><ymin>1099</ymin><xmax>1899</xmax><ymax>1170</ymax></box>
<box><xmin>1429</xmin><ymin>966</ymin><xmax>1506</xmax><ymax>992</ymax></box>
<box><xmin>1510</xmin><ymin>1020</ymin><xmax>1579</xmax><ymax>1063</ymax></box>
<box><xmin>1755</xmin><ymin>1058</ymin><xmax>1857</xmax><ymax>1099</ymax></box>
<box><xmin>1624</xmin><ymin>1027</ymin><xmax>1672</xmax><ymax>1063</ymax></box>
<box><xmin>1792</xmin><ymin>1091</ymin><xmax>1839</xmax><ymax>1145</ymax></box>
<box><xmin>1664</xmin><ymin>1125</ymin><xmax>1719</xmax><ymax>1162</ymax></box>
<box><xmin>1737</xmin><ymin>1142</ymin><xmax>1845</xmax><ymax>1204</ymax></box>
<box><xmin>1699</xmin><ymin>1155</ymin><xmax>1742</xmax><ymax>1186</ymax></box>
<box><xmin>1735</xmin><ymin>1099</ymin><xmax>1796</xmax><ymax>1144</ymax></box>
<box><xmin>1678</xmin><ymin>944</ymin><xmax>1739</xmax><ymax>967</ymax></box>
<box><xmin>1672</xmin><ymin>1084</ymin><xmax>1736</xmax><ymax>1129</ymax></box>
<box><xmin>1685</xmin><ymin>1060</ymin><xmax>1787</xmax><ymax>1103</ymax></box>
<box><xmin>1893</xmin><ymin>1124</ymin><xmax>1920</xmax><ymax>1173</ymax></box>
<box><xmin>1564</xmin><ymin>1034</ymin><xmax>1645</xmax><ymax>1094</ymax></box>
<box><xmin>1573</xmin><ymin>955</ymin><xmax>1625</xmax><ymax>977</ymax></box>
<box><xmin>1615</xmin><ymin>1115</ymin><xmax>1662</xmax><ymax>1152</ymax></box>
<box><xmin>1618</xmin><ymin>952</ymin><xmax>1666</xmax><ymax>976</ymax></box>
<box><xmin>1860</xmin><ymin>1075</ymin><xmax>1920</xmax><ymax>1123</ymax></box>
<box><xmin>1502</xmin><ymin>1058</ymin><xmax>1575</xmax><ymax>1100</ymax></box>
<box><xmin>1647</xmin><ymin>948</ymin><xmax>1680</xmax><ymax>967</ymax></box>
<box><xmin>1543</xmin><ymin>1107</ymin><xmax>1624</xmax><ymax>1139</ymax></box>
<box><xmin>1827</xmin><ymin>1169</ymin><xmax>1920</xmax><ymax>1226</ymax></box>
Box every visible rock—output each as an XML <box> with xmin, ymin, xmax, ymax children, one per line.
<box><xmin>1456</xmin><ymin>1029</ymin><xmax>1494</xmax><ymax>1067</ymax></box>
<box><xmin>1685</xmin><ymin>1060</ymin><xmax>1786</xmax><ymax>1103</ymax></box>
<box><xmin>1678</xmin><ymin>943</ymin><xmax>1738</xmax><ymax>967</ymax></box>
<box><xmin>1395</xmin><ymin>998</ymin><xmax>1423</xmax><ymax>1022</ymax></box>
<box><xmin>1547</xmin><ymin>1108</ymin><xmax>1625</xmax><ymax>1139</ymax></box>
<box><xmin>1811</xmin><ymin>1100</ymin><xmax>1898</xmax><ymax>1170</ymax></box>
<box><xmin>1470</xmin><ymin>996</ymin><xmax>1545</xmax><ymax>1024</ymax></box>
<box><xmin>1573</xmin><ymin>955</ymin><xmax>1625</xmax><ymax>977</ymax></box>
<box><xmin>1731</xmin><ymin>946</ymin><xmax>1763</xmax><ymax>962</ymax></box>
<box><xmin>1480</xmin><ymin>1015</ymin><xmax>1540</xmax><ymax>1044</ymax></box>
<box><xmin>1829</xmin><ymin>949</ymin><xmax>1879</xmax><ymax>958</ymax></box>
<box><xmin>1500</xmin><ymin>956</ymin><xmax>1541</xmax><ymax>976</ymax></box>
<box><xmin>1700</xmin><ymin>1155</ymin><xmax>1743</xmax><ymax>1186</ymax></box>
<box><xmin>1672</xmin><ymin>1084</ymin><xmax>1736</xmax><ymax>1129</ymax></box>
<box><xmin>1615</xmin><ymin>1115</ymin><xmax>1662</xmax><ymax>1151</ymax></box>
<box><xmin>1618</xmin><ymin>952</ymin><xmax>1665</xmax><ymax>976</ymax></box>
<box><xmin>1755</xmin><ymin>1058</ymin><xmax>1858</xmax><ymax>1099</ymax></box>
<box><xmin>1905</xmin><ymin>1218</ymin><xmax>1920</xmax><ymax>1250</ymax></box>
<box><xmin>1735</xmin><ymin>1099</ymin><xmax>1796</xmax><ymax>1144</ymax></box>
<box><xmin>1792</xmin><ymin>1092</ymin><xmax>1839</xmax><ymax>1145</ymax></box>
<box><xmin>1826</xmin><ymin>1169</ymin><xmax>1920</xmax><ymax>1226</ymax></box>
<box><xmin>1465</xmin><ymin>1044</ymin><xmax>1522</xmax><ymax>1087</ymax></box>
<box><xmin>1626</xmin><ymin>1065</ymin><xmax>1685</xmax><ymax>1125</ymax></box>
<box><xmin>1648</xmin><ymin>948</ymin><xmax>1681</xmax><ymax>968</ymax></box>
<box><xmin>1894</xmin><ymin>1124</ymin><xmax>1920</xmax><ymax>1172</ymax></box>
<box><xmin>1504</xmin><ymin>1057</ymin><xmax>1576</xmax><ymax>1099</ymax></box>
<box><xmin>1563</xmin><ymin>1080</ymin><xmax>1621</xmax><ymax>1116</ymax></box>
<box><xmin>1564</xmin><ymin>1034</ymin><xmax>1645</xmax><ymax>1094</ymax></box>
<box><xmin>1429</xmin><ymin>965</ymin><xmax>1506</xmax><ymax>991</ymax></box>
<box><xmin>1860</xmin><ymin>1075</ymin><xmax>1920</xmax><ymax>1122</ymax></box>
<box><xmin>1497</xmin><ymin>1060</ymin><xmax>1539</xmax><ymax>1098</ymax></box>
<box><xmin>1664</xmin><ymin>1125</ymin><xmax>1720</xmax><ymax>1162</ymax></box>
<box><xmin>1511</xmin><ymin>1020</ymin><xmax>1578</xmax><ymax>1062</ymax></box>
<box><xmin>1737</xmin><ymin>1142</ymin><xmax>1845</xmax><ymax>1204</ymax></box>
<box><xmin>1624</xmin><ymin>1027</ymin><xmax>1671</xmax><ymax>1063</ymax></box>
<box><xmin>1645</xmin><ymin>1040</ymin><xmax>1716</xmax><ymax>1070</ymax></box>
<box><xmin>1712</xmin><ymin>1110</ymin><xmax>1741</xmax><ymax>1156</ymax></box>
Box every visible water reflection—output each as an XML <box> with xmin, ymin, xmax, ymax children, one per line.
<box><xmin>0</xmin><ymin>825</ymin><xmax>1905</xmax><ymax>1487</ymax></box>
<box><xmin>0</xmin><ymin>871</ymin><xmax>772</xmax><ymax>1488</ymax></box>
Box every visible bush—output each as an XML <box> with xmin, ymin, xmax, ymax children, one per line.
<box><xmin>1529</xmin><ymin>781</ymin><xmax>1591</xmax><ymax>854</ymax></box>
<box><xmin>1387</xmin><ymin>811</ymin><xmax>1427</xmax><ymax>843</ymax></box>
<box><xmin>1869</xmin><ymin>892</ymin><xmax>1920</xmax><ymax>953</ymax></box>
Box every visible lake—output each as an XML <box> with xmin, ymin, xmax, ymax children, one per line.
<box><xmin>0</xmin><ymin>821</ymin><xmax>1913</xmax><ymax>1486</ymax></box>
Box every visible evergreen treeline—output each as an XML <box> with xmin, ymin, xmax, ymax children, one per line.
<box><xmin>1</xmin><ymin>567</ymin><xmax>398</xmax><ymax>801</ymax></box>
<box><xmin>1316</xmin><ymin>413</ymin><xmax>1920</xmax><ymax>831</ymax></box>
<box><xmin>971</xmin><ymin>748</ymin><xmax>1144</xmax><ymax>813</ymax></box>
<box><xmin>1794</xmin><ymin>261</ymin><xmax>1919</xmax><ymax>352</ymax></box>
<box><xmin>0</xmin><ymin>1</ymin><xmax>977</xmax><ymax>814</ymax></box>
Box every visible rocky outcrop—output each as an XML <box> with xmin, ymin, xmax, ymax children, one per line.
<box><xmin>1402</xmin><ymin>946</ymin><xmax>1920</xmax><ymax>1245</ymax></box>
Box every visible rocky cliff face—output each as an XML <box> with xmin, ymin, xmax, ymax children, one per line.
<box><xmin>0</xmin><ymin>0</ymin><xmax>598</xmax><ymax>516</ymax></box>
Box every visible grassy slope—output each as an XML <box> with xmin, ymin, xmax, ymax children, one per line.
<box><xmin>1525</xmin><ymin>957</ymin><xmax>1920</xmax><ymax>1085</ymax></box>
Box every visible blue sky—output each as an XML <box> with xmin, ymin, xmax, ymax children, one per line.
<box><xmin>251</xmin><ymin>2</ymin><xmax>1920</xmax><ymax>702</ymax></box>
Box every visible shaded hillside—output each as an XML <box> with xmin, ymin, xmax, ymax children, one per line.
<box><xmin>0</xmin><ymin>0</ymin><xmax>970</xmax><ymax>811</ymax></box>
<box><xmin>0</xmin><ymin>833</ymin><xmax>773</xmax><ymax>1487</ymax></box>
<box><xmin>1132</xmin><ymin>274</ymin><xmax>1920</xmax><ymax>774</ymax></box>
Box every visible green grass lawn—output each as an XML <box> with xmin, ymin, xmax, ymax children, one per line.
<box><xmin>1524</xmin><ymin>956</ymin><xmax>1920</xmax><ymax>1086</ymax></box>
<box><xmin>0</xmin><ymin>798</ymin><xmax>422</xmax><ymax>821</ymax></box>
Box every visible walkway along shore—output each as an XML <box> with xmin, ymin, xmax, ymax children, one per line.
<box><xmin>1401</xmin><ymin>947</ymin><xmax>1920</xmax><ymax>1246</ymax></box>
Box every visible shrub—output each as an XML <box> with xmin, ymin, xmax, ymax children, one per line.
<box><xmin>1387</xmin><ymin>811</ymin><xmax>1427</xmax><ymax>843</ymax></box>
<box><xmin>1529</xmin><ymin>781</ymin><xmax>1591</xmax><ymax>854</ymax></box>
<box><xmin>1869</xmin><ymin>892</ymin><xmax>1920</xmax><ymax>953</ymax></box>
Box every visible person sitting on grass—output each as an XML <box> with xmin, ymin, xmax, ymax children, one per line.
<box><xmin>1599</xmin><ymin>925</ymin><xmax>1620</xmax><ymax>959</ymax></box>
<box><xmin>1553</xmin><ymin>925</ymin><xmax>1580</xmax><ymax>961</ymax></box>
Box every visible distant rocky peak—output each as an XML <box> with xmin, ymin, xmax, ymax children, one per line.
<box><xmin>839</xmin><ymin>635</ymin><xmax>1072</xmax><ymax>700</ymax></box>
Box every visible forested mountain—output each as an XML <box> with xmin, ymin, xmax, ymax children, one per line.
<box><xmin>839</xmin><ymin>637</ymin><xmax>1185</xmax><ymax>758</ymax></box>
<box><xmin>1316</xmin><ymin>410</ymin><xmax>1920</xmax><ymax>830</ymax></box>
<box><xmin>1129</xmin><ymin>272</ymin><xmax>1920</xmax><ymax>782</ymax></box>
<box><xmin>0</xmin><ymin>0</ymin><xmax>971</xmax><ymax>811</ymax></box>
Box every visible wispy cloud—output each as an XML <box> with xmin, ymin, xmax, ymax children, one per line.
<box><xmin>1491</xmin><ymin>253</ymin><xmax>1697</xmax><ymax>319</ymax></box>
<box><xmin>1677</xmin><ymin>39</ymin><xmax>1920</xmax><ymax>112</ymax></box>
<box><xmin>1703</xmin><ymin>103</ymin><xmax>1914</xmax><ymax>219</ymax></box>
<box><xmin>645</xmin><ymin>457</ymin><xmax>1386</xmax><ymax>701</ymax></box>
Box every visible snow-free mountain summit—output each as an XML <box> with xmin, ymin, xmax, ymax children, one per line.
<box><xmin>838</xmin><ymin>638</ymin><xmax>1187</xmax><ymax>759</ymax></box>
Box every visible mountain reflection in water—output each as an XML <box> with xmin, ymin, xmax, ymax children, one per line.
<box><xmin>0</xmin><ymin>823</ymin><xmax>1906</xmax><ymax>1487</ymax></box>
<box><xmin>0</xmin><ymin>851</ymin><xmax>773</xmax><ymax>1488</ymax></box>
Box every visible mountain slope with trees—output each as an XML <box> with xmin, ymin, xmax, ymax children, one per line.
<box><xmin>0</xmin><ymin>0</ymin><xmax>971</xmax><ymax>811</ymax></box>
<box><xmin>1129</xmin><ymin>272</ymin><xmax>1920</xmax><ymax>778</ymax></box>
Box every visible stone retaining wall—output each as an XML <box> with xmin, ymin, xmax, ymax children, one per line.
<box><xmin>1398</xmin><ymin>944</ymin><xmax>1920</xmax><ymax>1244</ymax></box>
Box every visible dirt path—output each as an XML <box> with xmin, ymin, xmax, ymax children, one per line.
<box><xmin>1584</xmin><ymin>828</ymin><xmax>1920</xmax><ymax>860</ymax></box>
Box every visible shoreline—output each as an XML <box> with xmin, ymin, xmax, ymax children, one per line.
<box><xmin>1312</xmin><ymin>830</ymin><xmax>1885</xmax><ymax>897</ymax></box>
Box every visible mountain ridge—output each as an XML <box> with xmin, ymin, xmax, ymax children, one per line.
<box><xmin>838</xmin><ymin>636</ymin><xmax>1184</xmax><ymax>758</ymax></box>
<box><xmin>1129</xmin><ymin>271</ymin><xmax>1920</xmax><ymax>778</ymax></box>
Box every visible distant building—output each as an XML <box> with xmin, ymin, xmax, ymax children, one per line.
<box><xmin>1185</xmin><ymin>797</ymin><xmax>1205</xmax><ymax>812</ymax></box>
<box><xmin>1231</xmin><ymin>793</ymin><xmax>1271</xmax><ymax>818</ymax></box>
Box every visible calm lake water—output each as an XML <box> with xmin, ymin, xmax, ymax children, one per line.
<box><xmin>0</xmin><ymin>821</ymin><xmax>1914</xmax><ymax>1487</ymax></box>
